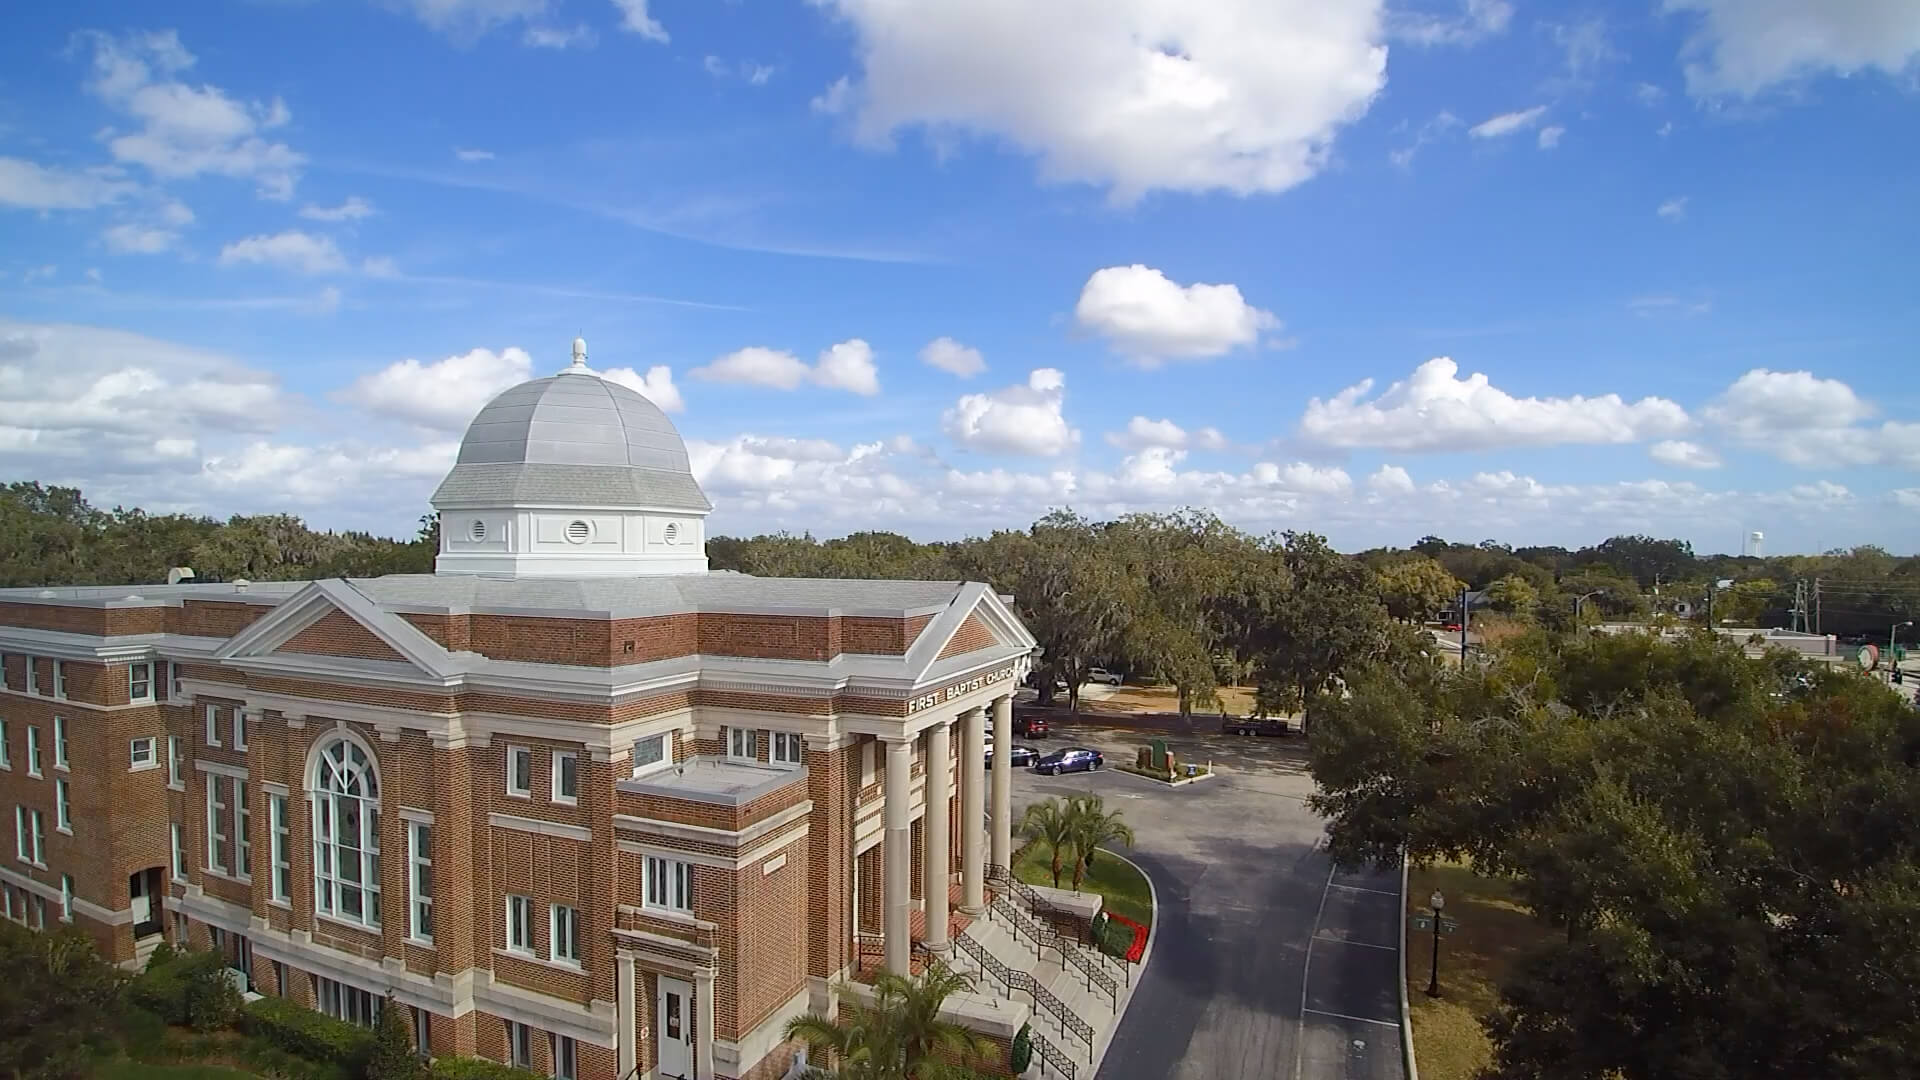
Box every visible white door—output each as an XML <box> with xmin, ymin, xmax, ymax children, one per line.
<box><xmin>656</xmin><ymin>976</ymin><xmax>694</xmax><ymax>1079</ymax></box>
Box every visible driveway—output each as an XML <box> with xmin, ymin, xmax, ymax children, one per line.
<box><xmin>1009</xmin><ymin>723</ymin><xmax>1405</xmax><ymax>1080</ymax></box>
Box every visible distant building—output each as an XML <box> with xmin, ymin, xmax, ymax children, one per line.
<box><xmin>0</xmin><ymin>339</ymin><xmax>1037</xmax><ymax>1080</ymax></box>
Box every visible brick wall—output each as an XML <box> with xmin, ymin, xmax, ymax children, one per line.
<box><xmin>936</xmin><ymin>613</ymin><xmax>998</xmax><ymax>660</ymax></box>
<box><xmin>277</xmin><ymin>610</ymin><xmax>407</xmax><ymax>662</ymax></box>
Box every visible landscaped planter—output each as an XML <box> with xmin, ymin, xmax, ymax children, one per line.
<box><xmin>1100</xmin><ymin>912</ymin><xmax>1149</xmax><ymax>964</ymax></box>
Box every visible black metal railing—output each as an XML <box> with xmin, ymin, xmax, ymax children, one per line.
<box><xmin>951</xmin><ymin>929</ymin><xmax>1015</xmax><ymax>999</ymax></box>
<box><xmin>854</xmin><ymin>931</ymin><xmax>885</xmax><ymax>972</ymax></box>
<box><xmin>1060</xmin><ymin>939</ymin><xmax>1117</xmax><ymax>1010</ymax></box>
<box><xmin>1030</xmin><ymin>1025</ymin><xmax>1075</xmax><ymax>1080</ymax></box>
<box><xmin>990</xmin><ymin>897</ymin><xmax>1049</xmax><ymax>959</ymax></box>
<box><xmin>1009</xmin><ymin>968</ymin><xmax>1094</xmax><ymax>1055</ymax></box>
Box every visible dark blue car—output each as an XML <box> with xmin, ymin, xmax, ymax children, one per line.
<box><xmin>1033</xmin><ymin>747</ymin><xmax>1104</xmax><ymax>775</ymax></box>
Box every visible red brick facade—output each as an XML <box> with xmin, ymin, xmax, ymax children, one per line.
<box><xmin>0</xmin><ymin>579</ymin><xmax>1024</xmax><ymax>1080</ymax></box>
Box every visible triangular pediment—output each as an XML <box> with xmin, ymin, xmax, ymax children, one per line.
<box><xmin>903</xmin><ymin>582</ymin><xmax>1038</xmax><ymax>680</ymax></box>
<box><xmin>214</xmin><ymin>579</ymin><xmax>459</xmax><ymax>679</ymax></box>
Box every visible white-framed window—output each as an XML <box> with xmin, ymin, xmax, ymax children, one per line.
<box><xmin>313</xmin><ymin>737</ymin><xmax>381</xmax><ymax>928</ymax></box>
<box><xmin>234</xmin><ymin>709</ymin><xmax>248</xmax><ymax>751</ymax></box>
<box><xmin>550</xmin><ymin>903</ymin><xmax>580</xmax><ymax>965</ymax></box>
<box><xmin>644</xmin><ymin>855</ymin><xmax>693</xmax><ymax>914</ymax></box>
<box><xmin>507</xmin><ymin>1021</ymin><xmax>533</xmax><ymax>1069</ymax></box>
<box><xmin>168</xmin><ymin>737</ymin><xmax>183</xmax><ymax>788</ymax></box>
<box><xmin>772</xmin><ymin>731</ymin><xmax>804</xmax><ymax>766</ymax></box>
<box><xmin>0</xmin><ymin>718</ymin><xmax>9</xmax><ymax>768</ymax></box>
<box><xmin>207</xmin><ymin>776</ymin><xmax>229</xmax><ymax>874</ymax></box>
<box><xmin>13</xmin><ymin>807</ymin><xmax>25</xmax><ymax>863</ymax></box>
<box><xmin>630</xmin><ymin>734</ymin><xmax>667</xmax><ymax>778</ymax></box>
<box><xmin>60</xmin><ymin>874</ymin><xmax>72</xmax><ymax>922</ymax></box>
<box><xmin>51</xmin><ymin>661</ymin><xmax>65</xmax><ymax>700</ymax></box>
<box><xmin>55</xmin><ymin>779</ymin><xmax>70</xmax><ymax>832</ymax></box>
<box><xmin>551</xmin><ymin>1033</ymin><xmax>578</xmax><ymax>1080</ymax></box>
<box><xmin>235</xmin><ymin>780</ymin><xmax>251</xmax><ymax>879</ymax></box>
<box><xmin>170</xmin><ymin>665</ymin><xmax>182</xmax><ymax>700</ymax></box>
<box><xmin>52</xmin><ymin>716</ymin><xmax>67</xmax><ymax>771</ymax></box>
<box><xmin>727</xmin><ymin>726</ymin><xmax>758</xmax><ymax>760</ymax></box>
<box><xmin>25</xmin><ymin>657</ymin><xmax>38</xmax><ymax>696</ymax></box>
<box><xmin>26</xmin><ymin>725</ymin><xmax>41</xmax><ymax>776</ymax></box>
<box><xmin>32</xmin><ymin>894</ymin><xmax>45</xmax><ymax>929</ymax></box>
<box><xmin>505</xmin><ymin>746</ymin><xmax>532</xmax><ymax>797</ymax></box>
<box><xmin>130</xmin><ymin>737</ymin><xmax>157</xmax><ymax>770</ymax></box>
<box><xmin>204</xmin><ymin>704</ymin><xmax>221</xmax><ymax>747</ymax></box>
<box><xmin>505</xmin><ymin>894</ymin><xmax>534</xmax><ymax>953</ymax></box>
<box><xmin>552</xmin><ymin>752</ymin><xmax>578</xmax><ymax>804</ymax></box>
<box><xmin>408</xmin><ymin>822</ymin><xmax>433</xmax><ymax>942</ymax></box>
<box><xmin>315</xmin><ymin>976</ymin><xmax>380</xmax><ymax>1028</ymax></box>
<box><xmin>412</xmin><ymin>1006</ymin><xmax>431</xmax><ymax>1057</ymax></box>
<box><xmin>171</xmin><ymin>822</ymin><xmax>187</xmax><ymax>881</ymax></box>
<box><xmin>172</xmin><ymin>910</ymin><xmax>187</xmax><ymax>943</ymax></box>
<box><xmin>23</xmin><ymin>809</ymin><xmax>45</xmax><ymax>866</ymax></box>
<box><xmin>128</xmin><ymin>662</ymin><xmax>153</xmax><ymax>703</ymax></box>
<box><xmin>270</xmin><ymin>795</ymin><xmax>291</xmax><ymax>901</ymax></box>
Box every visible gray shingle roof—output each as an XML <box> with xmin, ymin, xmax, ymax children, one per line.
<box><xmin>349</xmin><ymin>572</ymin><xmax>965</xmax><ymax>617</ymax></box>
<box><xmin>430</xmin><ymin>463</ymin><xmax>712</xmax><ymax>512</ymax></box>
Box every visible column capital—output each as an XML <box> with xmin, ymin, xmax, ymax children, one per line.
<box><xmin>879</xmin><ymin>732</ymin><xmax>917</xmax><ymax>746</ymax></box>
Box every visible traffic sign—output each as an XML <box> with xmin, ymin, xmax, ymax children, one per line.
<box><xmin>1411</xmin><ymin>915</ymin><xmax>1459</xmax><ymax>934</ymax></box>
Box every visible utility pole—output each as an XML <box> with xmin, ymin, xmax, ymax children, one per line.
<box><xmin>1814</xmin><ymin>578</ymin><xmax>1821</xmax><ymax>635</ymax></box>
<box><xmin>1459</xmin><ymin>586</ymin><xmax>1469</xmax><ymax>663</ymax></box>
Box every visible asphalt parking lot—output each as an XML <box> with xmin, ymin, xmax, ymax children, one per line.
<box><xmin>1008</xmin><ymin>722</ymin><xmax>1406</xmax><ymax>1080</ymax></box>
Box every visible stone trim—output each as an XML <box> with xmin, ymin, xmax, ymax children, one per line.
<box><xmin>613</xmin><ymin>799</ymin><xmax>812</xmax><ymax>847</ymax></box>
<box><xmin>194</xmin><ymin>759</ymin><xmax>251</xmax><ymax>780</ymax></box>
<box><xmin>712</xmin><ymin>984</ymin><xmax>812</xmax><ymax>1079</ymax></box>
<box><xmin>487</xmin><ymin>812</ymin><xmax>593</xmax><ymax>842</ymax></box>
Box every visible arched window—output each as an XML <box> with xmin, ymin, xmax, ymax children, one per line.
<box><xmin>312</xmin><ymin>736</ymin><xmax>381</xmax><ymax>928</ymax></box>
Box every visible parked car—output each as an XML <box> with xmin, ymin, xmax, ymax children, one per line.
<box><xmin>985</xmin><ymin>740</ymin><xmax>1039</xmax><ymax>768</ymax></box>
<box><xmin>1222</xmin><ymin>715</ymin><xmax>1292</xmax><ymax>736</ymax></box>
<box><xmin>1015</xmin><ymin>713</ymin><xmax>1049</xmax><ymax>738</ymax></box>
<box><xmin>1083</xmin><ymin>667</ymin><xmax>1124</xmax><ymax>686</ymax></box>
<box><xmin>1033</xmin><ymin>747</ymin><xmax>1104</xmax><ymax>775</ymax></box>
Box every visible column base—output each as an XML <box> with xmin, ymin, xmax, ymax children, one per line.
<box><xmin>957</xmin><ymin>904</ymin><xmax>985</xmax><ymax>917</ymax></box>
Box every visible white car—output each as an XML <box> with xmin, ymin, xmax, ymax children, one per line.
<box><xmin>1083</xmin><ymin>667</ymin><xmax>1123</xmax><ymax>686</ymax></box>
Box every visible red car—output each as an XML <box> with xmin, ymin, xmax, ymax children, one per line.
<box><xmin>1015</xmin><ymin>714</ymin><xmax>1049</xmax><ymax>738</ymax></box>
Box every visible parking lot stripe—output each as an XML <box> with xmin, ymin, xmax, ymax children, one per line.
<box><xmin>1311</xmin><ymin>935</ymin><xmax>1398</xmax><ymax>952</ymax></box>
<box><xmin>1292</xmin><ymin>855</ymin><xmax>1337</xmax><ymax>1080</ymax></box>
<box><xmin>1328</xmin><ymin>883</ymin><xmax>1399</xmax><ymax>896</ymax></box>
<box><xmin>1303</xmin><ymin>1007</ymin><xmax>1400</xmax><ymax>1028</ymax></box>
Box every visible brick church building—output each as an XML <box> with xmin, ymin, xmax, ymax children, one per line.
<box><xmin>0</xmin><ymin>339</ymin><xmax>1037</xmax><ymax>1080</ymax></box>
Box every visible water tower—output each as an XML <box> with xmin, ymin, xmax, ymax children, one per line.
<box><xmin>1745</xmin><ymin>530</ymin><xmax>1764</xmax><ymax>558</ymax></box>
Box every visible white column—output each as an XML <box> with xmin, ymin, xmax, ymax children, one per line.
<box><xmin>616</xmin><ymin>953</ymin><xmax>636</xmax><ymax>1080</ymax></box>
<box><xmin>923</xmin><ymin>720</ymin><xmax>952</xmax><ymax>952</ymax></box>
<box><xmin>960</xmin><ymin>706</ymin><xmax>987</xmax><ymax>913</ymax></box>
<box><xmin>990</xmin><ymin>695</ymin><xmax>1013</xmax><ymax>875</ymax></box>
<box><xmin>883</xmin><ymin>736</ymin><xmax>913</xmax><ymax>976</ymax></box>
<box><xmin>694</xmin><ymin>966</ymin><xmax>716</xmax><ymax>1080</ymax></box>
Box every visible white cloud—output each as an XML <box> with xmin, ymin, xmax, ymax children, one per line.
<box><xmin>1628</xmin><ymin>294</ymin><xmax>1712</xmax><ymax>317</ymax></box>
<box><xmin>1390</xmin><ymin>0</ymin><xmax>1513</xmax><ymax>46</ymax></box>
<box><xmin>1663</xmin><ymin>0</ymin><xmax>1920</xmax><ymax>98</ymax></box>
<box><xmin>388</xmin><ymin>0</ymin><xmax>549</xmax><ymax>37</ymax></box>
<box><xmin>103</xmin><ymin>223</ymin><xmax>179</xmax><ymax>254</ymax></box>
<box><xmin>1389</xmin><ymin>110</ymin><xmax>1462</xmax><ymax>169</ymax></box>
<box><xmin>611</xmin><ymin>0</ymin><xmax>669</xmax><ymax>42</ymax></box>
<box><xmin>158</xmin><ymin>199</ymin><xmax>194</xmax><ymax>226</ymax></box>
<box><xmin>454</xmin><ymin>147</ymin><xmax>496</xmax><ymax>162</ymax></box>
<box><xmin>340</xmin><ymin>346</ymin><xmax>534</xmax><ymax>430</ymax></box>
<box><xmin>810</xmin><ymin>0</ymin><xmax>1388</xmax><ymax>201</ymax></box>
<box><xmin>1657</xmin><ymin>121</ymin><xmax>1674</xmax><ymax>137</ymax></box>
<box><xmin>524</xmin><ymin>24</ymin><xmax>596</xmax><ymax>48</ymax></box>
<box><xmin>811</xmin><ymin>77</ymin><xmax>853</xmax><ymax>115</ymax></box>
<box><xmin>920</xmin><ymin>337</ymin><xmax>986</xmax><ymax>378</ymax></box>
<box><xmin>704</xmin><ymin>56</ymin><xmax>775</xmax><ymax>84</ymax></box>
<box><xmin>298</xmin><ymin>196</ymin><xmax>374</xmax><ymax>222</ymax></box>
<box><xmin>1537</xmin><ymin>125</ymin><xmax>1565</xmax><ymax>149</ymax></box>
<box><xmin>218</xmin><ymin>231</ymin><xmax>348</xmax><ymax>274</ymax></box>
<box><xmin>82</xmin><ymin>30</ymin><xmax>304</xmax><ymax>200</ymax></box>
<box><xmin>360</xmin><ymin>255</ymin><xmax>400</xmax><ymax>278</ymax></box>
<box><xmin>1893</xmin><ymin>488</ymin><xmax>1920</xmax><ymax>510</ymax></box>
<box><xmin>1368</xmin><ymin>464</ymin><xmax>1416</xmax><ymax>494</ymax></box>
<box><xmin>85</xmin><ymin>268</ymin><xmax>103</xmax><ymax>283</ymax></box>
<box><xmin>1468</xmin><ymin>105</ymin><xmax>1548</xmax><ymax>138</ymax></box>
<box><xmin>691</xmin><ymin>340</ymin><xmax>880</xmax><ymax>395</ymax></box>
<box><xmin>0</xmin><ymin>157</ymin><xmax>136</xmax><ymax>211</ymax></box>
<box><xmin>1704</xmin><ymin>368</ymin><xmax>1920</xmax><ymax>468</ymax></box>
<box><xmin>200</xmin><ymin>438</ymin><xmax>458</xmax><ymax>505</ymax></box>
<box><xmin>599</xmin><ymin>365</ymin><xmax>684</xmax><ymax>413</ymax></box>
<box><xmin>1104</xmin><ymin>416</ymin><xmax>1229</xmax><ymax>452</ymax></box>
<box><xmin>1301</xmin><ymin>357</ymin><xmax>1693</xmax><ymax>451</ymax></box>
<box><xmin>1635</xmin><ymin>81</ymin><xmax>1667</xmax><ymax>105</ymax></box>
<box><xmin>1649</xmin><ymin>439</ymin><xmax>1722</xmax><ymax>469</ymax></box>
<box><xmin>1075</xmin><ymin>264</ymin><xmax>1279</xmax><ymax>366</ymax></box>
<box><xmin>22</xmin><ymin>265</ymin><xmax>57</xmax><ymax>284</ymax></box>
<box><xmin>942</xmin><ymin>369</ymin><xmax>1080</xmax><ymax>457</ymax></box>
<box><xmin>1657</xmin><ymin>196</ymin><xmax>1689</xmax><ymax>221</ymax></box>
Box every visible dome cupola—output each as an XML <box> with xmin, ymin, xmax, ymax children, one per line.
<box><xmin>430</xmin><ymin>337</ymin><xmax>710</xmax><ymax>577</ymax></box>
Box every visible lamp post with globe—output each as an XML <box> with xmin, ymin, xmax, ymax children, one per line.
<box><xmin>1425</xmin><ymin>890</ymin><xmax>1446</xmax><ymax>997</ymax></box>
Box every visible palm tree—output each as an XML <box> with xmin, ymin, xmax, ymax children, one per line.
<box><xmin>1065</xmin><ymin>794</ymin><xmax>1135</xmax><ymax>891</ymax></box>
<box><xmin>1018</xmin><ymin>797</ymin><xmax>1077</xmax><ymax>887</ymax></box>
<box><xmin>784</xmin><ymin>966</ymin><xmax>997</xmax><ymax>1079</ymax></box>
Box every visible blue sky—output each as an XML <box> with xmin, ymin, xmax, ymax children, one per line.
<box><xmin>2</xmin><ymin>0</ymin><xmax>1917</xmax><ymax>554</ymax></box>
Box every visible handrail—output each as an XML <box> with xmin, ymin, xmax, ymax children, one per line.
<box><xmin>991</xmin><ymin>867</ymin><xmax>1122</xmax><ymax>1008</ymax></box>
<box><xmin>950</xmin><ymin>930</ymin><xmax>1014</xmax><ymax>999</ymax></box>
<box><xmin>1029</xmin><ymin>1025</ymin><xmax>1075</xmax><ymax>1080</ymax></box>
<box><xmin>1010</xmin><ymin>968</ymin><xmax>1094</xmax><ymax>1056</ymax></box>
<box><xmin>1059</xmin><ymin>939</ymin><xmax>1117</xmax><ymax>1010</ymax></box>
<box><xmin>991</xmin><ymin>897</ymin><xmax>1048</xmax><ymax>959</ymax></box>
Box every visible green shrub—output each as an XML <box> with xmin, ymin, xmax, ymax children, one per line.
<box><xmin>116</xmin><ymin>1004</ymin><xmax>172</xmax><ymax>1060</ymax></box>
<box><xmin>129</xmin><ymin>957</ymin><xmax>191</xmax><ymax>1024</ymax></box>
<box><xmin>1010</xmin><ymin>1022</ymin><xmax>1033</xmax><ymax>1074</ymax></box>
<box><xmin>1091</xmin><ymin>914</ymin><xmax>1131</xmax><ymax>959</ymax></box>
<box><xmin>241</xmin><ymin>995</ymin><xmax>376</xmax><ymax>1072</ymax></box>
<box><xmin>182</xmin><ymin>951</ymin><xmax>244</xmax><ymax>1032</ymax></box>
<box><xmin>428</xmin><ymin>1056</ymin><xmax>546</xmax><ymax>1080</ymax></box>
<box><xmin>145</xmin><ymin>941</ymin><xmax>179</xmax><ymax>969</ymax></box>
<box><xmin>368</xmin><ymin>994</ymin><xmax>425</xmax><ymax>1080</ymax></box>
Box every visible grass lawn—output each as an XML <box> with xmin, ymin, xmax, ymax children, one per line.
<box><xmin>96</xmin><ymin>1062</ymin><xmax>262</xmax><ymax>1080</ymax></box>
<box><xmin>1012</xmin><ymin>840</ymin><xmax>1153</xmax><ymax>929</ymax></box>
<box><xmin>1404</xmin><ymin>860</ymin><xmax>1555</xmax><ymax>1080</ymax></box>
<box><xmin>1088</xmin><ymin>684</ymin><xmax>1257</xmax><ymax>716</ymax></box>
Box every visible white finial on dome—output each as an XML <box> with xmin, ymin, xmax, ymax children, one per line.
<box><xmin>569</xmin><ymin>335</ymin><xmax>588</xmax><ymax>369</ymax></box>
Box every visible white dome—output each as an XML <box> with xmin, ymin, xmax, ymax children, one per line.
<box><xmin>456</xmin><ymin>370</ymin><xmax>691</xmax><ymax>472</ymax></box>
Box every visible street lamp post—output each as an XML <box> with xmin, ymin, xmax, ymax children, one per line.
<box><xmin>1574</xmin><ymin>589</ymin><xmax>1605</xmax><ymax>622</ymax></box>
<box><xmin>1891</xmin><ymin>622</ymin><xmax>1913</xmax><ymax>682</ymax></box>
<box><xmin>1426</xmin><ymin>890</ymin><xmax>1445</xmax><ymax>997</ymax></box>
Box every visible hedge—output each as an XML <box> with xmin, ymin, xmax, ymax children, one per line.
<box><xmin>429</xmin><ymin>1056</ymin><xmax>546</xmax><ymax>1080</ymax></box>
<box><xmin>1010</xmin><ymin>1023</ymin><xmax>1033</xmax><ymax>1075</ymax></box>
<box><xmin>241</xmin><ymin>995</ymin><xmax>377</xmax><ymax>1072</ymax></box>
<box><xmin>130</xmin><ymin>947</ymin><xmax>238</xmax><ymax>1030</ymax></box>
